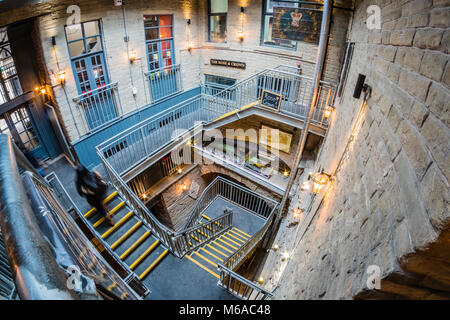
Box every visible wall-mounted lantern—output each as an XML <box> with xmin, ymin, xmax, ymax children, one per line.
<box><xmin>129</xmin><ymin>51</ymin><xmax>137</xmax><ymax>64</ymax></box>
<box><xmin>57</xmin><ymin>71</ymin><xmax>66</xmax><ymax>87</ymax></box>
<box><xmin>238</xmin><ymin>7</ymin><xmax>245</xmax><ymax>43</ymax></box>
<box><xmin>324</xmin><ymin>105</ymin><xmax>335</xmax><ymax>119</ymax></box>
<box><xmin>312</xmin><ymin>169</ymin><xmax>332</xmax><ymax>194</ymax></box>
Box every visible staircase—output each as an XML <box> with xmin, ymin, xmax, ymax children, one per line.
<box><xmin>82</xmin><ymin>189</ymin><xmax>169</xmax><ymax>281</ymax></box>
<box><xmin>185</xmin><ymin>213</ymin><xmax>251</xmax><ymax>279</ymax></box>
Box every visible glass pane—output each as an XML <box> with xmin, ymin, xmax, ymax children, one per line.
<box><xmin>210</xmin><ymin>0</ymin><xmax>227</xmax><ymax>13</ymax></box>
<box><xmin>0</xmin><ymin>118</ymin><xmax>11</xmax><ymax>135</ymax></box>
<box><xmin>83</xmin><ymin>21</ymin><xmax>100</xmax><ymax>37</ymax></box>
<box><xmin>209</xmin><ymin>15</ymin><xmax>227</xmax><ymax>42</ymax></box>
<box><xmin>85</xmin><ymin>36</ymin><xmax>102</xmax><ymax>53</ymax></box>
<box><xmin>159</xmin><ymin>15</ymin><xmax>172</xmax><ymax>27</ymax></box>
<box><xmin>263</xmin><ymin>16</ymin><xmax>296</xmax><ymax>49</ymax></box>
<box><xmin>145</xmin><ymin>28</ymin><xmax>159</xmax><ymax>41</ymax></box>
<box><xmin>144</xmin><ymin>16</ymin><xmax>158</xmax><ymax>28</ymax></box>
<box><xmin>159</xmin><ymin>26</ymin><xmax>172</xmax><ymax>39</ymax></box>
<box><xmin>68</xmin><ymin>40</ymin><xmax>85</xmax><ymax>57</ymax></box>
<box><xmin>66</xmin><ymin>24</ymin><xmax>83</xmax><ymax>42</ymax></box>
<box><xmin>266</xmin><ymin>0</ymin><xmax>297</xmax><ymax>13</ymax></box>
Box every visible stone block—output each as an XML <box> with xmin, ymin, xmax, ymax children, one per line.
<box><xmin>419</xmin><ymin>51</ymin><xmax>448</xmax><ymax>82</ymax></box>
<box><xmin>420</xmin><ymin>114</ymin><xmax>450</xmax><ymax>181</ymax></box>
<box><xmin>429</xmin><ymin>8</ymin><xmax>450</xmax><ymax>28</ymax></box>
<box><xmin>398</xmin><ymin>69</ymin><xmax>431</xmax><ymax>102</ymax></box>
<box><xmin>390</xmin><ymin>29</ymin><xmax>416</xmax><ymax>46</ymax></box>
<box><xmin>426</xmin><ymin>82</ymin><xmax>450</xmax><ymax>126</ymax></box>
<box><xmin>397</xmin><ymin>120</ymin><xmax>432</xmax><ymax>180</ymax></box>
<box><xmin>414</xmin><ymin>28</ymin><xmax>444</xmax><ymax>50</ymax></box>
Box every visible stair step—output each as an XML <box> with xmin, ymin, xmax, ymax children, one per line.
<box><xmin>84</xmin><ymin>190</ymin><xmax>118</xmax><ymax>218</ymax></box>
<box><xmin>199</xmin><ymin>247</ymin><xmax>224</xmax><ymax>263</ymax></box>
<box><xmin>211</xmin><ymin>240</ymin><xmax>234</xmax><ymax>254</ymax></box>
<box><xmin>225</xmin><ymin>232</ymin><xmax>246</xmax><ymax>244</ymax></box>
<box><xmin>185</xmin><ymin>254</ymin><xmax>219</xmax><ymax>279</ymax></box>
<box><xmin>102</xmin><ymin>211</ymin><xmax>133</xmax><ymax>239</ymax></box>
<box><xmin>120</xmin><ymin>231</ymin><xmax>151</xmax><ymax>260</ymax></box>
<box><xmin>229</xmin><ymin>229</ymin><xmax>249</xmax><ymax>241</ymax></box>
<box><xmin>192</xmin><ymin>251</ymin><xmax>218</xmax><ymax>268</ymax></box>
<box><xmin>110</xmin><ymin>221</ymin><xmax>142</xmax><ymax>250</ymax></box>
<box><xmin>206</xmin><ymin>243</ymin><xmax>229</xmax><ymax>258</ymax></box>
<box><xmin>217</xmin><ymin>237</ymin><xmax>238</xmax><ymax>250</ymax></box>
<box><xmin>129</xmin><ymin>240</ymin><xmax>160</xmax><ymax>270</ymax></box>
<box><xmin>231</xmin><ymin>227</ymin><xmax>251</xmax><ymax>238</ymax></box>
<box><xmin>139</xmin><ymin>249</ymin><xmax>169</xmax><ymax>280</ymax></box>
<box><xmin>93</xmin><ymin>201</ymin><xmax>125</xmax><ymax>228</ymax></box>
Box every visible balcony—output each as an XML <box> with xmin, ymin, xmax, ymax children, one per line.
<box><xmin>72</xmin><ymin>82</ymin><xmax>122</xmax><ymax>133</ymax></box>
<box><xmin>146</xmin><ymin>64</ymin><xmax>183</xmax><ymax>103</ymax></box>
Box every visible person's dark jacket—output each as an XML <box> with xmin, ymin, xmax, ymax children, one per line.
<box><xmin>75</xmin><ymin>166</ymin><xmax>107</xmax><ymax>203</ymax></box>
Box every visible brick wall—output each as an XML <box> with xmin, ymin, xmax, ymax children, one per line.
<box><xmin>269</xmin><ymin>0</ymin><xmax>450</xmax><ymax>299</ymax></box>
<box><xmin>0</xmin><ymin>0</ymin><xmax>349</xmax><ymax>142</ymax></box>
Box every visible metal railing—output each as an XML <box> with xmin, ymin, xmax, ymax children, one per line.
<box><xmin>218</xmin><ymin>265</ymin><xmax>273</xmax><ymax>300</ymax></box>
<box><xmin>97</xmin><ymin>67</ymin><xmax>335</xmax><ymax>178</ymax></box>
<box><xmin>146</xmin><ymin>64</ymin><xmax>183</xmax><ymax>103</ymax></box>
<box><xmin>0</xmin><ymin>229</ymin><xmax>16</xmax><ymax>300</ymax></box>
<box><xmin>72</xmin><ymin>82</ymin><xmax>123</xmax><ymax>133</ymax></box>
<box><xmin>173</xmin><ymin>211</ymin><xmax>233</xmax><ymax>255</ymax></box>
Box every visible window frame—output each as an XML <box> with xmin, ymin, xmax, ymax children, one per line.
<box><xmin>64</xmin><ymin>19</ymin><xmax>105</xmax><ymax>60</ymax></box>
<box><xmin>260</xmin><ymin>0</ymin><xmax>298</xmax><ymax>51</ymax></box>
<box><xmin>208</xmin><ymin>0</ymin><xmax>228</xmax><ymax>43</ymax></box>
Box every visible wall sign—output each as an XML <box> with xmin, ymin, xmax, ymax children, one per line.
<box><xmin>272</xmin><ymin>7</ymin><xmax>322</xmax><ymax>44</ymax></box>
<box><xmin>260</xmin><ymin>89</ymin><xmax>282</xmax><ymax>111</ymax></box>
<box><xmin>210</xmin><ymin>59</ymin><xmax>246</xmax><ymax>69</ymax></box>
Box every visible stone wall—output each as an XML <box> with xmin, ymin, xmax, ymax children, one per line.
<box><xmin>268</xmin><ymin>0</ymin><xmax>450</xmax><ymax>299</ymax></box>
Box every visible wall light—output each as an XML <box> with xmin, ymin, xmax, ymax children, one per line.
<box><xmin>292</xmin><ymin>207</ymin><xmax>303</xmax><ymax>219</ymax></box>
<box><xmin>238</xmin><ymin>7</ymin><xmax>245</xmax><ymax>43</ymax></box>
<box><xmin>324</xmin><ymin>106</ymin><xmax>335</xmax><ymax>118</ymax></box>
<box><xmin>58</xmin><ymin>71</ymin><xmax>66</xmax><ymax>87</ymax></box>
<box><xmin>177</xmin><ymin>168</ymin><xmax>183</xmax><ymax>175</ymax></box>
<box><xmin>129</xmin><ymin>51</ymin><xmax>137</xmax><ymax>64</ymax></box>
<box><xmin>142</xmin><ymin>193</ymin><xmax>147</xmax><ymax>200</ymax></box>
<box><xmin>283</xmin><ymin>170</ymin><xmax>290</xmax><ymax>177</ymax></box>
<box><xmin>35</xmin><ymin>85</ymin><xmax>47</xmax><ymax>95</ymax></box>
<box><xmin>273</xmin><ymin>244</ymin><xmax>279</xmax><ymax>251</ymax></box>
<box><xmin>300</xmin><ymin>172</ymin><xmax>313</xmax><ymax>191</ymax></box>
<box><xmin>312</xmin><ymin>169</ymin><xmax>332</xmax><ymax>194</ymax></box>
<box><xmin>258</xmin><ymin>277</ymin><xmax>264</xmax><ymax>285</ymax></box>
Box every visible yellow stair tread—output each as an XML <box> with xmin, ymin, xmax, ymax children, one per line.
<box><xmin>193</xmin><ymin>251</ymin><xmax>218</xmax><ymax>268</ymax></box>
<box><xmin>226</xmin><ymin>232</ymin><xmax>246</xmax><ymax>243</ymax></box>
<box><xmin>139</xmin><ymin>250</ymin><xmax>169</xmax><ymax>280</ymax></box>
<box><xmin>221</xmin><ymin>234</ymin><xmax>241</xmax><ymax>247</ymax></box>
<box><xmin>185</xmin><ymin>255</ymin><xmax>219</xmax><ymax>279</ymax></box>
<box><xmin>200</xmin><ymin>247</ymin><xmax>223</xmax><ymax>262</ymax></box>
<box><xmin>120</xmin><ymin>230</ymin><xmax>151</xmax><ymax>260</ymax></box>
<box><xmin>217</xmin><ymin>237</ymin><xmax>238</xmax><ymax>250</ymax></box>
<box><xmin>102</xmin><ymin>211</ymin><xmax>133</xmax><ymax>239</ymax></box>
<box><xmin>232</xmin><ymin>227</ymin><xmax>251</xmax><ymax>238</ymax></box>
<box><xmin>111</xmin><ymin>221</ymin><xmax>142</xmax><ymax>250</ymax></box>
<box><xmin>212</xmin><ymin>240</ymin><xmax>234</xmax><ymax>254</ymax></box>
<box><xmin>130</xmin><ymin>240</ymin><xmax>160</xmax><ymax>270</ymax></box>
<box><xmin>206</xmin><ymin>243</ymin><xmax>229</xmax><ymax>258</ymax></box>
<box><xmin>93</xmin><ymin>201</ymin><xmax>125</xmax><ymax>228</ymax></box>
<box><xmin>84</xmin><ymin>191</ymin><xmax>118</xmax><ymax>218</ymax></box>
<box><xmin>229</xmin><ymin>229</ymin><xmax>249</xmax><ymax>240</ymax></box>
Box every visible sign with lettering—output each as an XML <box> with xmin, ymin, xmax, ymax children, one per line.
<box><xmin>272</xmin><ymin>7</ymin><xmax>322</xmax><ymax>44</ymax></box>
<box><xmin>260</xmin><ymin>90</ymin><xmax>282</xmax><ymax>111</ymax></box>
<box><xmin>210</xmin><ymin>59</ymin><xmax>246</xmax><ymax>69</ymax></box>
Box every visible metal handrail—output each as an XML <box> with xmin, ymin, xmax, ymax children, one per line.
<box><xmin>72</xmin><ymin>82</ymin><xmax>119</xmax><ymax>102</ymax></box>
<box><xmin>0</xmin><ymin>134</ymin><xmax>77</xmax><ymax>299</ymax></box>
<box><xmin>217</xmin><ymin>264</ymin><xmax>273</xmax><ymax>300</ymax></box>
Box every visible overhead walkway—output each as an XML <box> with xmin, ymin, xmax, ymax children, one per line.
<box><xmin>96</xmin><ymin>66</ymin><xmax>336</xmax><ymax>182</ymax></box>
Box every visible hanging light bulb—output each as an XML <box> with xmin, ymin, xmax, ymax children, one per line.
<box><xmin>177</xmin><ymin>168</ymin><xmax>183</xmax><ymax>175</ymax></box>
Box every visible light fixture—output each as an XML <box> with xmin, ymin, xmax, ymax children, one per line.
<box><xmin>142</xmin><ymin>193</ymin><xmax>147</xmax><ymax>200</ymax></box>
<box><xmin>312</xmin><ymin>169</ymin><xmax>332</xmax><ymax>194</ymax></box>
<box><xmin>281</xmin><ymin>252</ymin><xmax>290</xmax><ymax>261</ymax></box>
<box><xmin>273</xmin><ymin>244</ymin><xmax>279</xmax><ymax>251</ymax></box>
<box><xmin>324</xmin><ymin>106</ymin><xmax>335</xmax><ymax>118</ymax></box>
<box><xmin>35</xmin><ymin>85</ymin><xmax>47</xmax><ymax>95</ymax></box>
<box><xmin>258</xmin><ymin>277</ymin><xmax>264</xmax><ymax>285</ymax></box>
<box><xmin>237</xmin><ymin>31</ymin><xmax>245</xmax><ymax>43</ymax></box>
<box><xmin>283</xmin><ymin>170</ymin><xmax>290</xmax><ymax>177</ymax></box>
<box><xmin>177</xmin><ymin>168</ymin><xmax>183</xmax><ymax>175</ymax></box>
<box><xmin>181</xmin><ymin>183</ymin><xmax>188</xmax><ymax>191</ymax></box>
<box><xmin>186</xmin><ymin>140</ymin><xmax>192</xmax><ymax>146</ymax></box>
<box><xmin>238</xmin><ymin>7</ymin><xmax>245</xmax><ymax>43</ymax></box>
<box><xmin>292</xmin><ymin>207</ymin><xmax>303</xmax><ymax>219</ymax></box>
<box><xmin>58</xmin><ymin>71</ymin><xmax>66</xmax><ymax>86</ymax></box>
<box><xmin>129</xmin><ymin>51</ymin><xmax>137</xmax><ymax>64</ymax></box>
<box><xmin>300</xmin><ymin>172</ymin><xmax>313</xmax><ymax>191</ymax></box>
<box><xmin>187</xmin><ymin>19</ymin><xmax>193</xmax><ymax>53</ymax></box>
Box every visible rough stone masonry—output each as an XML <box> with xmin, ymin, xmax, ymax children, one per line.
<box><xmin>268</xmin><ymin>0</ymin><xmax>450</xmax><ymax>299</ymax></box>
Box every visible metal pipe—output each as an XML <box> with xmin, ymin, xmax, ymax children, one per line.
<box><xmin>279</xmin><ymin>0</ymin><xmax>333</xmax><ymax>216</ymax></box>
<box><xmin>0</xmin><ymin>134</ymin><xmax>77</xmax><ymax>300</ymax></box>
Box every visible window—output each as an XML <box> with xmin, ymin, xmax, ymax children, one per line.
<box><xmin>204</xmin><ymin>74</ymin><xmax>236</xmax><ymax>95</ymax></box>
<box><xmin>0</xmin><ymin>28</ymin><xmax>23</xmax><ymax>104</ymax></box>
<box><xmin>144</xmin><ymin>15</ymin><xmax>174</xmax><ymax>71</ymax></box>
<box><xmin>337</xmin><ymin>42</ymin><xmax>355</xmax><ymax>99</ymax></box>
<box><xmin>261</xmin><ymin>0</ymin><xmax>297</xmax><ymax>50</ymax></box>
<box><xmin>208</xmin><ymin>0</ymin><xmax>227</xmax><ymax>42</ymax></box>
<box><xmin>65</xmin><ymin>20</ymin><xmax>103</xmax><ymax>58</ymax></box>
